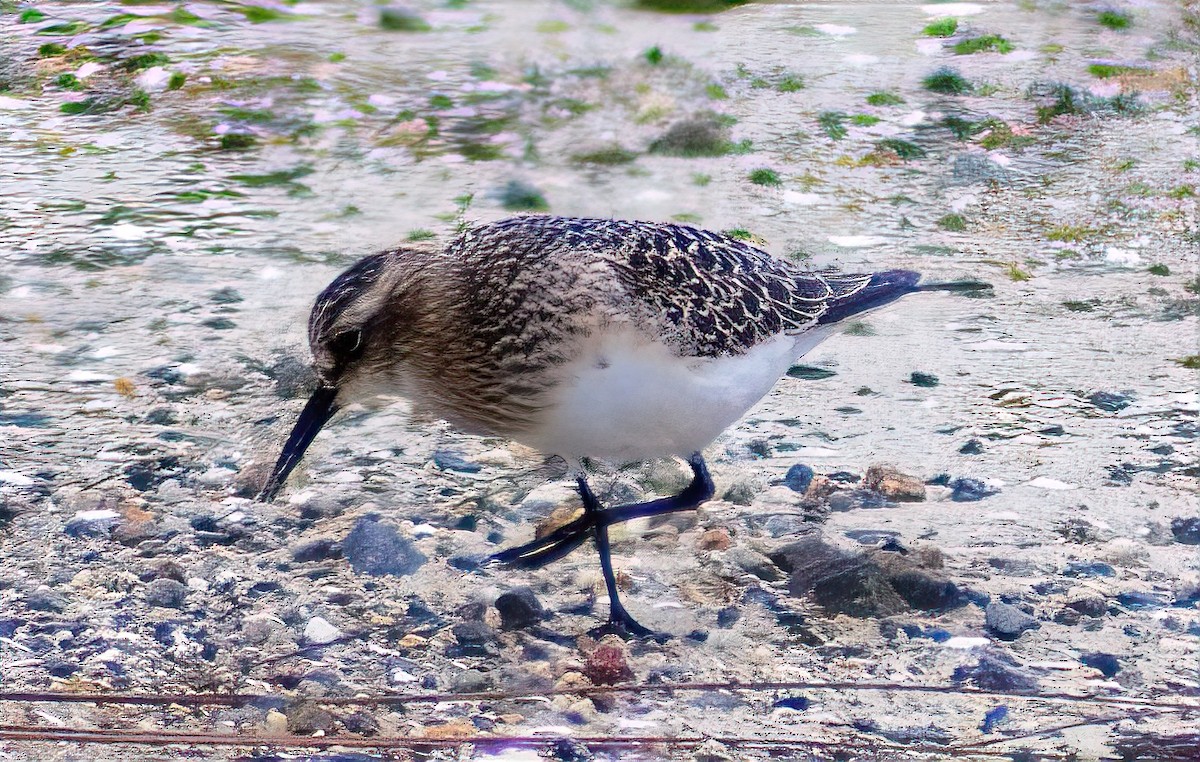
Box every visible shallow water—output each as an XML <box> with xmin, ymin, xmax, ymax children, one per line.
<box><xmin>1</xmin><ymin>1</ymin><xmax>1198</xmax><ymax>759</ymax></box>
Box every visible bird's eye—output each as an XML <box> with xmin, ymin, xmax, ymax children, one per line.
<box><xmin>328</xmin><ymin>329</ymin><xmax>365</xmax><ymax>362</ymax></box>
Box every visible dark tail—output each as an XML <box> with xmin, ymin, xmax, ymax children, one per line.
<box><xmin>817</xmin><ymin>270</ymin><xmax>992</xmax><ymax>325</ymax></box>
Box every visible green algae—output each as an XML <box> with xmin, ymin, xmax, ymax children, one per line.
<box><xmin>923</xmin><ymin>17</ymin><xmax>957</xmax><ymax>37</ymax></box>
<box><xmin>866</xmin><ymin>91</ymin><xmax>904</xmax><ymax>106</ymax></box>
<box><xmin>923</xmin><ymin>68</ymin><xmax>973</xmax><ymax>94</ymax></box>
<box><xmin>748</xmin><ymin>168</ymin><xmax>782</xmax><ymax>186</ymax></box>
<box><xmin>938</xmin><ymin>214</ymin><xmax>967</xmax><ymax>231</ymax></box>
<box><xmin>818</xmin><ymin>111</ymin><xmax>847</xmax><ymax>140</ymax></box>
<box><xmin>954</xmin><ymin>35</ymin><xmax>1014</xmax><ymax>55</ymax></box>
<box><xmin>1098</xmin><ymin>10</ymin><xmax>1132</xmax><ymax>30</ymax></box>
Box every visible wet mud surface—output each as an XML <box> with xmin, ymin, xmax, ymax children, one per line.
<box><xmin>1</xmin><ymin>0</ymin><xmax>1198</xmax><ymax>759</ymax></box>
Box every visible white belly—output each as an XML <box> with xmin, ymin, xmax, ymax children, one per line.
<box><xmin>520</xmin><ymin>327</ymin><xmax>833</xmax><ymax>463</ymax></box>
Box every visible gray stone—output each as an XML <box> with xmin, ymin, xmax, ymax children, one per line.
<box><xmin>342</xmin><ymin>515</ymin><xmax>426</xmax><ymax>576</ymax></box>
<box><xmin>985</xmin><ymin>601</ymin><xmax>1039</xmax><ymax>640</ymax></box>
<box><xmin>495</xmin><ymin>587</ymin><xmax>545</xmax><ymax>630</ymax></box>
<box><xmin>144</xmin><ymin>578</ymin><xmax>188</xmax><ymax>608</ymax></box>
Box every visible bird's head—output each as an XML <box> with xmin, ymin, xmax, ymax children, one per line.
<box><xmin>257</xmin><ymin>248</ymin><xmax>433</xmax><ymax>501</ymax></box>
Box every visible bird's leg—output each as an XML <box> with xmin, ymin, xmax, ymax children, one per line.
<box><xmin>603</xmin><ymin>453</ymin><xmax>715</xmax><ymax>524</ymax></box>
<box><xmin>490</xmin><ymin>455</ymin><xmax>715</xmax><ymax>640</ymax></box>
<box><xmin>490</xmin><ymin>454</ymin><xmax>714</xmax><ymax>569</ymax></box>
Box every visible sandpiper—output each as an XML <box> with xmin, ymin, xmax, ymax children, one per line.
<box><xmin>258</xmin><ymin>215</ymin><xmax>985</xmax><ymax>637</ymax></box>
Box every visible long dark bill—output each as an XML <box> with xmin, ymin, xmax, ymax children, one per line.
<box><xmin>257</xmin><ymin>385</ymin><xmax>341</xmax><ymax>502</ymax></box>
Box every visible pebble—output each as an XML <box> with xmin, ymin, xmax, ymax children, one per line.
<box><xmin>342</xmin><ymin>515</ymin><xmax>426</xmax><ymax>576</ymax></box>
<box><xmin>985</xmin><ymin>601</ymin><xmax>1039</xmax><ymax>640</ymax></box>
<box><xmin>432</xmin><ymin>449</ymin><xmax>481</xmax><ymax>473</ymax></box>
<box><xmin>46</xmin><ymin>658</ymin><xmax>81</xmax><ymax>678</ymax></box>
<box><xmin>292</xmin><ymin>537</ymin><xmax>342</xmax><ymax>563</ymax></box>
<box><xmin>303</xmin><ymin>616</ymin><xmax>342</xmax><ymax>645</ymax></box>
<box><xmin>721</xmin><ymin>478</ymin><xmax>757</xmax><ymax>506</ymax></box>
<box><xmin>264</xmin><ymin>709</ymin><xmax>288</xmax><ymax>734</ymax></box>
<box><xmin>959</xmin><ymin>439</ymin><xmax>984</xmax><ymax>455</ymax></box>
<box><xmin>144</xmin><ymin>578</ymin><xmax>188</xmax><ymax>608</ymax></box>
<box><xmin>495</xmin><ymin>587</ymin><xmax>545</xmax><ymax>630</ymax></box>
<box><xmin>1170</xmin><ymin>517</ymin><xmax>1200</xmax><ymax>545</ymax></box>
<box><xmin>980</xmin><ymin>706</ymin><xmax>1008</xmax><ymax>733</ymax></box>
<box><xmin>725</xmin><ymin>547</ymin><xmax>783</xmax><ymax>581</ymax></box>
<box><xmin>908</xmin><ymin>371</ymin><xmax>939</xmax><ymax>387</ymax></box>
<box><xmin>771</xmin><ymin>534</ymin><xmax>957</xmax><ymax>617</ymax></box>
<box><xmin>584</xmin><ymin>641</ymin><xmax>633</xmax><ymax>685</ymax></box>
<box><xmin>286</xmin><ymin>701</ymin><xmax>335</xmax><ymax>734</ymax></box>
<box><xmin>450</xmin><ymin>668</ymin><xmax>489</xmax><ymax>692</ymax></box>
<box><xmin>952</xmin><ymin>650</ymin><xmax>1040</xmax><ymax>693</ymax></box>
<box><xmin>1081</xmin><ymin>652</ymin><xmax>1120</xmax><ymax>677</ymax></box>
<box><xmin>864</xmin><ymin>465</ymin><xmax>926</xmax><ymax>502</ymax></box>
<box><xmin>63</xmin><ymin>509</ymin><xmax>120</xmax><ymax>538</ymax></box>
<box><xmin>782</xmin><ymin>463</ymin><xmax>814</xmax><ymax>492</ymax></box>
<box><xmin>1088</xmin><ymin>391</ymin><xmax>1133</xmax><ymax>412</ymax></box>
<box><xmin>697</xmin><ymin>527</ymin><xmax>732</xmax><ymax>551</ymax></box>
<box><xmin>949</xmin><ymin>477</ymin><xmax>1000</xmax><ymax>502</ymax></box>
<box><xmin>550</xmin><ymin>737</ymin><xmax>593</xmax><ymax>761</ymax></box>
<box><xmin>451</xmin><ymin>621</ymin><xmax>495</xmax><ymax>656</ymax></box>
<box><xmin>25</xmin><ymin>589</ymin><xmax>68</xmax><ymax>613</ymax></box>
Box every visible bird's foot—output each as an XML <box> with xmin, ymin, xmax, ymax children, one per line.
<box><xmin>588</xmin><ymin>604</ymin><xmax>668</xmax><ymax>643</ymax></box>
<box><xmin>488</xmin><ymin>510</ymin><xmax>596</xmax><ymax>569</ymax></box>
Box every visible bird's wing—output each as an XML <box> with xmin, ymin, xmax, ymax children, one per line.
<box><xmin>452</xmin><ymin>216</ymin><xmax>897</xmax><ymax>359</ymax></box>
<box><xmin>596</xmin><ymin>220</ymin><xmax>874</xmax><ymax>357</ymax></box>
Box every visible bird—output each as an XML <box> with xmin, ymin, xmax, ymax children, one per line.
<box><xmin>257</xmin><ymin>215</ymin><xmax>987</xmax><ymax>638</ymax></box>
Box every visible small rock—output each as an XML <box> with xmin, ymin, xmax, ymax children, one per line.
<box><xmin>716</xmin><ymin>606</ymin><xmax>740</xmax><ymax>627</ymax></box>
<box><xmin>26</xmin><ymin>588</ymin><xmax>68</xmax><ymax>613</ymax></box>
<box><xmin>1170</xmin><ymin>517</ymin><xmax>1200</xmax><ymax>545</ymax></box>
<box><xmin>721</xmin><ymin>477</ymin><xmax>757</xmax><ymax>505</ymax></box>
<box><xmin>782</xmin><ymin>463</ymin><xmax>814</xmax><ymax>492</ymax></box>
<box><xmin>697</xmin><ymin>527</ymin><xmax>732</xmax><ymax>551</ymax></box>
<box><xmin>725</xmin><ymin>547</ymin><xmax>782</xmax><ymax>581</ymax></box>
<box><xmin>693</xmin><ymin>739</ymin><xmax>736</xmax><ymax>762</ymax></box>
<box><xmin>864</xmin><ymin>465</ymin><xmax>926</xmax><ymax>502</ymax></box>
<box><xmin>1081</xmin><ymin>652</ymin><xmax>1120</xmax><ymax>677</ymax></box>
<box><xmin>772</xmin><ymin>696</ymin><xmax>810</xmax><ymax>711</ymax></box>
<box><xmin>828</xmin><ymin>489</ymin><xmax>890</xmax><ymax>511</ymax></box>
<box><xmin>584</xmin><ymin>641</ymin><xmax>633</xmax><ymax>685</ymax></box>
<box><xmin>495</xmin><ymin>587</ymin><xmax>545</xmax><ymax>630</ymax></box>
<box><xmin>771</xmin><ymin>534</ymin><xmax>908</xmax><ymax>617</ymax></box>
<box><xmin>433</xmin><ymin>449</ymin><xmax>481</xmax><ymax>473</ymax></box>
<box><xmin>1089</xmin><ymin>391</ymin><xmax>1133</xmax><ymax>412</ymax></box>
<box><xmin>264</xmin><ymin>709</ymin><xmax>288</xmax><ymax>734</ymax></box>
<box><xmin>550</xmin><ymin>737</ymin><xmax>593</xmax><ymax>761</ymax></box>
<box><xmin>959</xmin><ymin>439</ymin><xmax>984</xmax><ymax>455</ymax></box>
<box><xmin>952</xmin><ymin>650</ymin><xmax>1040</xmax><ymax>693</ymax></box>
<box><xmin>985</xmin><ymin>602</ymin><xmax>1039</xmax><ymax>640</ymax></box>
<box><xmin>64</xmin><ymin>508</ymin><xmax>120</xmax><ymax>538</ymax></box>
<box><xmin>908</xmin><ymin>371</ymin><xmax>939</xmax><ymax>387</ymax></box>
<box><xmin>342</xmin><ymin>515</ymin><xmax>426</xmax><ymax>576</ymax></box>
<box><xmin>144</xmin><ymin>578</ymin><xmax>188</xmax><ymax>608</ymax></box>
<box><xmin>292</xmin><ymin>537</ymin><xmax>342</xmax><ymax>563</ymax></box>
<box><xmin>980</xmin><ymin>706</ymin><xmax>1008</xmax><ymax>733</ymax></box>
<box><xmin>303</xmin><ymin>616</ymin><xmax>342</xmax><ymax>645</ymax></box>
<box><xmin>1065</xmin><ymin>594</ymin><xmax>1106</xmax><ymax>617</ymax></box>
<box><xmin>950</xmin><ymin>477</ymin><xmax>1000</xmax><ymax>502</ymax></box>
<box><xmin>1064</xmin><ymin>560</ymin><xmax>1115</xmax><ymax>577</ymax></box>
<box><xmin>451</xmin><ymin>621</ymin><xmax>495</xmax><ymax>656</ymax></box>
<box><xmin>46</xmin><ymin>659</ymin><xmax>81</xmax><ymax>678</ymax></box>
<box><xmin>342</xmin><ymin>711</ymin><xmax>380</xmax><ymax>736</ymax></box>
<box><xmin>286</xmin><ymin>702</ymin><xmax>335</xmax><ymax>734</ymax></box>
<box><xmin>450</xmin><ymin>668</ymin><xmax>489</xmax><ymax>693</ymax></box>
